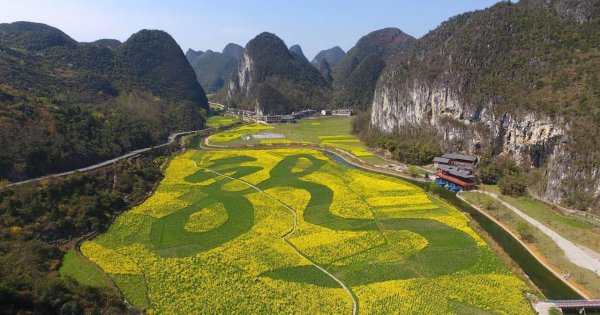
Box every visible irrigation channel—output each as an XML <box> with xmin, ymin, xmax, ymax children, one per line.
<box><xmin>323</xmin><ymin>151</ymin><xmax>583</xmax><ymax>300</ymax></box>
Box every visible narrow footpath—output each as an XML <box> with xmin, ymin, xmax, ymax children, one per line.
<box><xmin>474</xmin><ymin>190</ymin><xmax>600</xmax><ymax>277</ymax></box>
<box><xmin>199</xmin><ymin>165</ymin><xmax>358</xmax><ymax>315</ymax></box>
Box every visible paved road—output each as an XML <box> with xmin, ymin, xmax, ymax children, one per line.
<box><xmin>8</xmin><ymin>128</ymin><xmax>209</xmax><ymax>187</ymax></box>
<box><xmin>475</xmin><ymin>190</ymin><xmax>600</xmax><ymax>276</ymax></box>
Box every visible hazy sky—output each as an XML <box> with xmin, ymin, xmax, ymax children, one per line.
<box><xmin>0</xmin><ymin>0</ymin><xmax>500</xmax><ymax>59</ymax></box>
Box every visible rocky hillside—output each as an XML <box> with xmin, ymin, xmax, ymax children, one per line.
<box><xmin>333</xmin><ymin>28</ymin><xmax>415</xmax><ymax>109</ymax></box>
<box><xmin>222</xmin><ymin>43</ymin><xmax>243</xmax><ymax>59</ymax></box>
<box><xmin>0</xmin><ymin>22</ymin><xmax>208</xmax><ymax>181</ymax></box>
<box><xmin>371</xmin><ymin>0</ymin><xmax>600</xmax><ymax>210</ymax></box>
<box><xmin>187</xmin><ymin>43</ymin><xmax>243</xmax><ymax>92</ymax></box>
<box><xmin>315</xmin><ymin>58</ymin><xmax>334</xmax><ymax>85</ymax></box>
<box><xmin>289</xmin><ymin>44</ymin><xmax>310</xmax><ymax>64</ymax></box>
<box><xmin>186</xmin><ymin>48</ymin><xmax>204</xmax><ymax>61</ymax></box>
<box><xmin>226</xmin><ymin>32</ymin><xmax>329</xmax><ymax>114</ymax></box>
<box><xmin>311</xmin><ymin>46</ymin><xmax>345</xmax><ymax>68</ymax></box>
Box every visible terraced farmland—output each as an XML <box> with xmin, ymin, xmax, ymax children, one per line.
<box><xmin>80</xmin><ymin>148</ymin><xmax>534</xmax><ymax>314</ymax></box>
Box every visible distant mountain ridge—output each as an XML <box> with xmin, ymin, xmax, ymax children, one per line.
<box><xmin>87</xmin><ymin>38</ymin><xmax>121</xmax><ymax>49</ymax></box>
<box><xmin>332</xmin><ymin>27</ymin><xmax>415</xmax><ymax>109</ymax></box>
<box><xmin>0</xmin><ymin>21</ymin><xmax>208</xmax><ymax>181</ymax></box>
<box><xmin>186</xmin><ymin>48</ymin><xmax>204</xmax><ymax>61</ymax></box>
<box><xmin>226</xmin><ymin>32</ymin><xmax>329</xmax><ymax>115</ymax></box>
<box><xmin>222</xmin><ymin>43</ymin><xmax>243</xmax><ymax>59</ymax></box>
<box><xmin>186</xmin><ymin>43</ymin><xmax>243</xmax><ymax>92</ymax></box>
<box><xmin>289</xmin><ymin>44</ymin><xmax>310</xmax><ymax>64</ymax></box>
<box><xmin>311</xmin><ymin>46</ymin><xmax>345</xmax><ymax>68</ymax></box>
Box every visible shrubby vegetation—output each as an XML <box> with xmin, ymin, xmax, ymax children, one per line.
<box><xmin>0</xmin><ymin>146</ymin><xmax>175</xmax><ymax>313</ymax></box>
<box><xmin>0</xmin><ymin>22</ymin><xmax>208</xmax><ymax>182</ymax></box>
<box><xmin>479</xmin><ymin>153</ymin><xmax>527</xmax><ymax>196</ymax></box>
<box><xmin>352</xmin><ymin>113</ymin><xmax>441</xmax><ymax>165</ymax></box>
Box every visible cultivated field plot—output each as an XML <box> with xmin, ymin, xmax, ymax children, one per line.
<box><xmin>205</xmin><ymin>115</ymin><xmax>241</xmax><ymax>128</ymax></box>
<box><xmin>206</xmin><ymin>117</ymin><xmax>379</xmax><ymax>160</ymax></box>
<box><xmin>81</xmin><ymin>149</ymin><xmax>533</xmax><ymax>314</ymax></box>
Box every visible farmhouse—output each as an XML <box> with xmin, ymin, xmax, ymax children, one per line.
<box><xmin>440</xmin><ymin>153</ymin><xmax>478</xmax><ymax>169</ymax></box>
<box><xmin>433</xmin><ymin>153</ymin><xmax>478</xmax><ymax>191</ymax></box>
<box><xmin>294</xmin><ymin>109</ymin><xmax>317</xmax><ymax>119</ymax></box>
<box><xmin>332</xmin><ymin>108</ymin><xmax>353</xmax><ymax>116</ymax></box>
<box><xmin>255</xmin><ymin>115</ymin><xmax>297</xmax><ymax>124</ymax></box>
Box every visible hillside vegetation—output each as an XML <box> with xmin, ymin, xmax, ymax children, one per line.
<box><xmin>226</xmin><ymin>33</ymin><xmax>330</xmax><ymax>114</ymax></box>
<box><xmin>186</xmin><ymin>43</ymin><xmax>243</xmax><ymax>92</ymax></box>
<box><xmin>368</xmin><ymin>0</ymin><xmax>600</xmax><ymax>210</ymax></box>
<box><xmin>332</xmin><ymin>28</ymin><xmax>415</xmax><ymax>109</ymax></box>
<box><xmin>0</xmin><ymin>22</ymin><xmax>208</xmax><ymax>182</ymax></box>
<box><xmin>0</xmin><ymin>146</ymin><xmax>176</xmax><ymax>314</ymax></box>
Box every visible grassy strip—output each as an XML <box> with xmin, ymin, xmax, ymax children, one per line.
<box><xmin>462</xmin><ymin>192</ymin><xmax>600</xmax><ymax>297</ymax></box>
<box><xmin>59</xmin><ymin>249</ymin><xmax>112</xmax><ymax>287</ymax></box>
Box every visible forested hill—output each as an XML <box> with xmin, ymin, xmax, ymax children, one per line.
<box><xmin>186</xmin><ymin>43</ymin><xmax>243</xmax><ymax>93</ymax></box>
<box><xmin>311</xmin><ymin>46</ymin><xmax>345</xmax><ymax>68</ymax></box>
<box><xmin>370</xmin><ymin>0</ymin><xmax>600</xmax><ymax>210</ymax></box>
<box><xmin>332</xmin><ymin>27</ymin><xmax>415</xmax><ymax>109</ymax></box>
<box><xmin>226</xmin><ymin>32</ymin><xmax>329</xmax><ymax>115</ymax></box>
<box><xmin>0</xmin><ymin>22</ymin><xmax>208</xmax><ymax>182</ymax></box>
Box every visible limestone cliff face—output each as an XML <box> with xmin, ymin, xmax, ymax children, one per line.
<box><xmin>370</xmin><ymin>0</ymin><xmax>600</xmax><ymax>209</ymax></box>
<box><xmin>227</xmin><ymin>50</ymin><xmax>254</xmax><ymax>100</ymax></box>
<box><xmin>372</xmin><ymin>81</ymin><xmax>563</xmax><ymax>164</ymax></box>
<box><xmin>226</xmin><ymin>32</ymin><xmax>328</xmax><ymax>114</ymax></box>
<box><xmin>371</xmin><ymin>78</ymin><xmax>599</xmax><ymax>206</ymax></box>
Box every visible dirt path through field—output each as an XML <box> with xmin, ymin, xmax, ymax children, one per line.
<box><xmin>195</xmin><ymin>161</ymin><xmax>358</xmax><ymax>315</ymax></box>
<box><xmin>475</xmin><ymin>190</ymin><xmax>600</xmax><ymax>276</ymax></box>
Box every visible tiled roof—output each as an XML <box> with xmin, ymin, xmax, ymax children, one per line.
<box><xmin>433</xmin><ymin>157</ymin><xmax>450</xmax><ymax>163</ymax></box>
<box><xmin>438</xmin><ymin>164</ymin><xmax>475</xmax><ymax>179</ymax></box>
<box><xmin>441</xmin><ymin>153</ymin><xmax>478</xmax><ymax>162</ymax></box>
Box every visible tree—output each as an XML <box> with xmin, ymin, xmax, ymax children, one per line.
<box><xmin>498</xmin><ymin>172</ymin><xmax>527</xmax><ymax>196</ymax></box>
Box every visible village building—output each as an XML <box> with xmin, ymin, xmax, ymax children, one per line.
<box><xmin>433</xmin><ymin>153</ymin><xmax>478</xmax><ymax>191</ymax></box>
<box><xmin>332</xmin><ymin>108</ymin><xmax>353</xmax><ymax>116</ymax></box>
<box><xmin>255</xmin><ymin>114</ymin><xmax>297</xmax><ymax>124</ymax></box>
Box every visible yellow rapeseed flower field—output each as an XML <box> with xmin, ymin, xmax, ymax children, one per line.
<box><xmin>184</xmin><ymin>203</ymin><xmax>228</xmax><ymax>232</ymax></box>
<box><xmin>79</xmin><ymin>147</ymin><xmax>534</xmax><ymax>314</ymax></box>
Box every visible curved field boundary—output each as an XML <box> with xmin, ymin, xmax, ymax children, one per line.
<box><xmin>200</xmin><ymin>165</ymin><xmax>358</xmax><ymax>315</ymax></box>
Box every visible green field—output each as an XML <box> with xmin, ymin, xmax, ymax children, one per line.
<box><xmin>59</xmin><ymin>249</ymin><xmax>111</xmax><ymax>287</ymax></box>
<box><xmin>206</xmin><ymin>117</ymin><xmax>385</xmax><ymax>163</ymax></box>
<box><xmin>77</xmin><ymin>147</ymin><xmax>534</xmax><ymax>314</ymax></box>
<box><xmin>205</xmin><ymin>114</ymin><xmax>241</xmax><ymax>128</ymax></box>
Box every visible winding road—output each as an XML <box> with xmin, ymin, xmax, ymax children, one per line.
<box><xmin>8</xmin><ymin>128</ymin><xmax>209</xmax><ymax>187</ymax></box>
